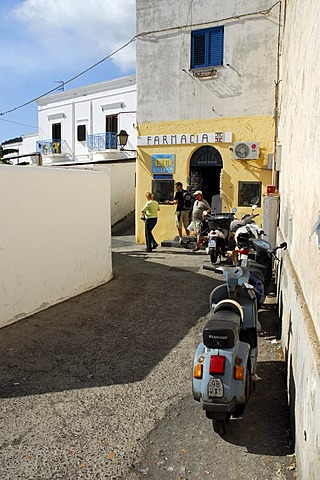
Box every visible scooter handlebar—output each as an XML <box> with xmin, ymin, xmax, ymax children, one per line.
<box><xmin>268</xmin><ymin>242</ymin><xmax>288</xmax><ymax>259</ymax></box>
<box><xmin>203</xmin><ymin>264</ymin><xmax>223</xmax><ymax>274</ymax></box>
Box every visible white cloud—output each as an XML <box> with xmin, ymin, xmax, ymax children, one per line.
<box><xmin>3</xmin><ymin>0</ymin><xmax>136</xmax><ymax>76</ymax></box>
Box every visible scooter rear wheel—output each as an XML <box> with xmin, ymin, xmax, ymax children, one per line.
<box><xmin>212</xmin><ymin>414</ymin><xmax>230</xmax><ymax>436</ymax></box>
<box><xmin>210</xmin><ymin>248</ymin><xmax>218</xmax><ymax>264</ymax></box>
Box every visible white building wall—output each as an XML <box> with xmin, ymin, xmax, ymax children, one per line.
<box><xmin>136</xmin><ymin>0</ymin><xmax>279</xmax><ymax>122</ymax></box>
<box><xmin>18</xmin><ymin>133</ymin><xmax>38</xmax><ymax>155</ymax></box>
<box><xmin>0</xmin><ymin>165</ymin><xmax>112</xmax><ymax>329</ymax></box>
<box><xmin>277</xmin><ymin>0</ymin><xmax>320</xmax><ymax>477</ymax></box>
<box><xmin>63</xmin><ymin>161</ymin><xmax>136</xmax><ymax>226</ymax></box>
<box><xmin>37</xmin><ymin>75</ymin><xmax>136</xmax><ymax>159</ymax></box>
<box><xmin>109</xmin><ymin>162</ymin><xmax>136</xmax><ymax>225</ymax></box>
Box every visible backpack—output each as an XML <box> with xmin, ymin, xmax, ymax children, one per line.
<box><xmin>182</xmin><ymin>190</ymin><xmax>192</xmax><ymax>210</ymax></box>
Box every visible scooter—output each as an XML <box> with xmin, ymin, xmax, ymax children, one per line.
<box><xmin>201</xmin><ymin>209</ymin><xmax>237</xmax><ymax>262</ymax></box>
<box><xmin>229</xmin><ymin>205</ymin><xmax>260</xmax><ymax>250</ymax></box>
<box><xmin>231</xmin><ymin>206</ymin><xmax>262</xmax><ymax>266</ymax></box>
<box><xmin>241</xmin><ymin>239</ymin><xmax>288</xmax><ymax>305</ymax></box>
<box><xmin>206</xmin><ymin>228</ymin><xmax>226</xmax><ymax>263</ymax></box>
<box><xmin>234</xmin><ymin>223</ymin><xmax>265</xmax><ymax>268</ymax></box>
<box><xmin>192</xmin><ymin>264</ymin><xmax>260</xmax><ymax>436</ymax></box>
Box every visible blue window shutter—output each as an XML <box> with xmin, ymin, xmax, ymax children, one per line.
<box><xmin>192</xmin><ymin>31</ymin><xmax>206</xmax><ymax>68</ymax></box>
<box><xmin>208</xmin><ymin>27</ymin><xmax>224</xmax><ymax>66</ymax></box>
<box><xmin>191</xmin><ymin>26</ymin><xmax>224</xmax><ymax>69</ymax></box>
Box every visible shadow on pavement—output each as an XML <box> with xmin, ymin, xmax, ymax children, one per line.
<box><xmin>222</xmin><ymin>359</ymin><xmax>293</xmax><ymax>455</ymax></box>
<box><xmin>0</xmin><ymin>249</ymin><xmax>217</xmax><ymax>398</ymax></box>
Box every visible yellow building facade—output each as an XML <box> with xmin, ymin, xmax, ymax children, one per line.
<box><xmin>136</xmin><ymin>0</ymin><xmax>280</xmax><ymax>245</ymax></box>
<box><xmin>136</xmin><ymin>115</ymin><xmax>273</xmax><ymax>244</ymax></box>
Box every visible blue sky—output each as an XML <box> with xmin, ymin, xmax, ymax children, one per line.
<box><xmin>0</xmin><ymin>0</ymin><xmax>136</xmax><ymax>144</ymax></box>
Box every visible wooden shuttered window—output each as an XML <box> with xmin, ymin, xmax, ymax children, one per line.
<box><xmin>191</xmin><ymin>26</ymin><xmax>224</xmax><ymax>69</ymax></box>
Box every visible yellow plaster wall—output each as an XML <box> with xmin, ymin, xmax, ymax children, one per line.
<box><xmin>136</xmin><ymin>115</ymin><xmax>274</xmax><ymax>244</ymax></box>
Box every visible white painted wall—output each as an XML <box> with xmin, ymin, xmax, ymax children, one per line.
<box><xmin>2</xmin><ymin>133</ymin><xmax>38</xmax><ymax>164</ymax></box>
<box><xmin>2</xmin><ymin>76</ymin><xmax>137</xmax><ymax>229</ymax></box>
<box><xmin>37</xmin><ymin>75</ymin><xmax>136</xmax><ymax>159</ymax></box>
<box><xmin>136</xmin><ymin>0</ymin><xmax>279</xmax><ymax>122</ymax></box>
<box><xmin>62</xmin><ymin>161</ymin><xmax>136</xmax><ymax>226</ymax></box>
<box><xmin>0</xmin><ymin>165</ymin><xmax>112</xmax><ymax>329</ymax></box>
<box><xmin>277</xmin><ymin>0</ymin><xmax>320</xmax><ymax>477</ymax></box>
<box><xmin>109</xmin><ymin>162</ymin><xmax>136</xmax><ymax>225</ymax></box>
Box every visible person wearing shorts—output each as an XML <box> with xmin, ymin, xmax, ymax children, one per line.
<box><xmin>191</xmin><ymin>190</ymin><xmax>211</xmax><ymax>251</ymax></box>
<box><xmin>166</xmin><ymin>182</ymin><xmax>191</xmax><ymax>244</ymax></box>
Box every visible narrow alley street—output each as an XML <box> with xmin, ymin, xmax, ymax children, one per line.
<box><xmin>0</xmin><ymin>216</ymin><xmax>295</xmax><ymax>479</ymax></box>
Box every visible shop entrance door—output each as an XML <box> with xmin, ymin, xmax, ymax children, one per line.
<box><xmin>189</xmin><ymin>146</ymin><xmax>223</xmax><ymax>208</ymax></box>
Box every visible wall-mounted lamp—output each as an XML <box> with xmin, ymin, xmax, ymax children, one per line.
<box><xmin>118</xmin><ymin>130</ymin><xmax>129</xmax><ymax>150</ymax></box>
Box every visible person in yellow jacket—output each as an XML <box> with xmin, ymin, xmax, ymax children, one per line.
<box><xmin>141</xmin><ymin>192</ymin><xmax>160</xmax><ymax>252</ymax></box>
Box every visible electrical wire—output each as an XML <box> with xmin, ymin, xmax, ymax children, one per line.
<box><xmin>0</xmin><ymin>1</ymin><xmax>281</xmax><ymax>119</ymax></box>
<box><xmin>0</xmin><ymin>35</ymin><xmax>137</xmax><ymax>117</ymax></box>
<box><xmin>0</xmin><ymin>117</ymin><xmax>38</xmax><ymax>129</ymax></box>
<box><xmin>137</xmin><ymin>1</ymin><xmax>281</xmax><ymax>38</ymax></box>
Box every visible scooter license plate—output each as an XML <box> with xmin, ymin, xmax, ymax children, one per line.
<box><xmin>241</xmin><ymin>256</ymin><xmax>248</xmax><ymax>267</ymax></box>
<box><xmin>208</xmin><ymin>239</ymin><xmax>217</xmax><ymax>247</ymax></box>
<box><xmin>208</xmin><ymin>378</ymin><xmax>224</xmax><ymax>398</ymax></box>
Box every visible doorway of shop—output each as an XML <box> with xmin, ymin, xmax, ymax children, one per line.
<box><xmin>188</xmin><ymin>146</ymin><xmax>223</xmax><ymax>208</ymax></box>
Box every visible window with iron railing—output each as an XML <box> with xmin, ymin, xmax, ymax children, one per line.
<box><xmin>36</xmin><ymin>139</ymin><xmax>62</xmax><ymax>155</ymax></box>
<box><xmin>87</xmin><ymin>133</ymin><xmax>118</xmax><ymax>151</ymax></box>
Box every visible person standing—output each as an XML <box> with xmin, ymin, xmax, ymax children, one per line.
<box><xmin>191</xmin><ymin>190</ymin><xmax>211</xmax><ymax>251</ymax></box>
<box><xmin>166</xmin><ymin>182</ymin><xmax>192</xmax><ymax>244</ymax></box>
<box><xmin>141</xmin><ymin>192</ymin><xmax>159</xmax><ymax>253</ymax></box>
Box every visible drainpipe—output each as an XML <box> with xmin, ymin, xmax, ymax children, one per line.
<box><xmin>72</xmin><ymin>101</ymin><xmax>75</xmax><ymax>158</ymax></box>
<box><xmin>273</xmin><ymin>0</ymin><xmax>283</xmax><ymax>187</ymax></box>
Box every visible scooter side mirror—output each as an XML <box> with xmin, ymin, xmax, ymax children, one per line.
<box><xmin>232</xmin><ymin>207</ymin><xmax>237</xmax><ymax>213</ymax></box>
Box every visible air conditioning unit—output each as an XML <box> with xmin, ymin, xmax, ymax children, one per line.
<box><xmin>233</xmin><ymin>142</ymin><xmax>259</xmax><ymax>160</ymax></box>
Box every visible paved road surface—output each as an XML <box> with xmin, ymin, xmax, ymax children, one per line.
<box><xmin>0</xmin><ymin>216</ymin><xmax>295</xmax><ymax>479</ymax></box>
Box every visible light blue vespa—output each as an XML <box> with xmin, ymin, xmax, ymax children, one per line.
<box><xmin>192</xmin><ymin>265</ymin><xmax>260</xmax><ymax>435</ymax></box>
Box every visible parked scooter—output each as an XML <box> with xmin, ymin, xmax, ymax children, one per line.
<box><xmin>206</xmin><ymin>228</ymin><xmax>226</xmax><ymax>263</ymax></box>
<box><xmin>192</xmin><ymin>264</ymin><xmax>260</xmax><ymax>435</ymax></box>
<box><xmin>241</xmin><ymin>239</ymin><xmax>288</xmax><ymax>306</ymax></box>
<box><xmin>201</xmin><ymin>209</ymin><xmax>237</xmax><ymax>263</ymax></box>
<box><xmin>234</xmin><ymin>223</ymin><xmax>265</xmax><ymax>264</ymax></box>
<box><xmin>230</xmin><ymin>205</ymin><xmax>260</xmax><ymax>250</ymax></box>
<box><xmin>231</xmin><ymin>206</ymin><xmax>262</xmax><ymax>265</ymax></box>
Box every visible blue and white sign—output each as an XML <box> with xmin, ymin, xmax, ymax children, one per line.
<box><xmin>152</xmin><ymin>154</ymin><xmax>175</xmax><ymax>174</ymax></box>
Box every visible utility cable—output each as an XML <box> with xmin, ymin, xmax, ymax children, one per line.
<box><xmin>0</xmin><ymin>35</ymin><xmax>137</xmax><ymax>117</ymax></box>
<box><xmin>0</xmin><ymin>117</ymin><xmax>38</xmax><ymax>129</ymax></box>
<box><xmin>0</xmin><ymin>1</ymin><xmax>281</xmax><ymax>118</ymax></box>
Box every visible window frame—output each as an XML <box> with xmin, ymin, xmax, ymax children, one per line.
<box><xmin>238</xmin><ymin>181</ymin><xmax>262</xmax><ymax>207</ymax></box>
<box><xmin>106</xmin><ymin>115</ymin><xmax>118</xmax><ymax>133</ymax></box>
<box><xmin>191</xmin><ymin>26</ymin><xmax>224</xmax><ymax>69</ymax></box>
<box><xmin>152</xmin><ymin>179</ymin><xmax>175</xmax><ymax>204</ymax></box>
<box><xmin>77</xmin><ymin>124</ymin><xmax>86</xmax><ymax>142</ymax></box>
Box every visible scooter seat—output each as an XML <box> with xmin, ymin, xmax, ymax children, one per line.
<box><xmin>213</xmin><ymin>299</ymin><xmax>244</xmax><ymax>321</ymax></box>
<box><xmin>203</xmin><ymin>311</ymin><xmax>241</xmax><ymax>348</ymax></box>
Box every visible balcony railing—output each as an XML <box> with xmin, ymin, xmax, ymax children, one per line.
<box><xmin>36</xmin><ymin>139</ymin><xmax>72</xmax><ymax>156</ymax></box>
<box><xmin>87</xmin><ymin>133</ymin><xmax>118</xmax><ymax>151</ymax></box>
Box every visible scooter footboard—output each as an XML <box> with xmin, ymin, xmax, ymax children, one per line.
<box><xmin>192</xmin><ymin>341</ymin><xmax>250</xmax><ymax>410</ymax></box>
